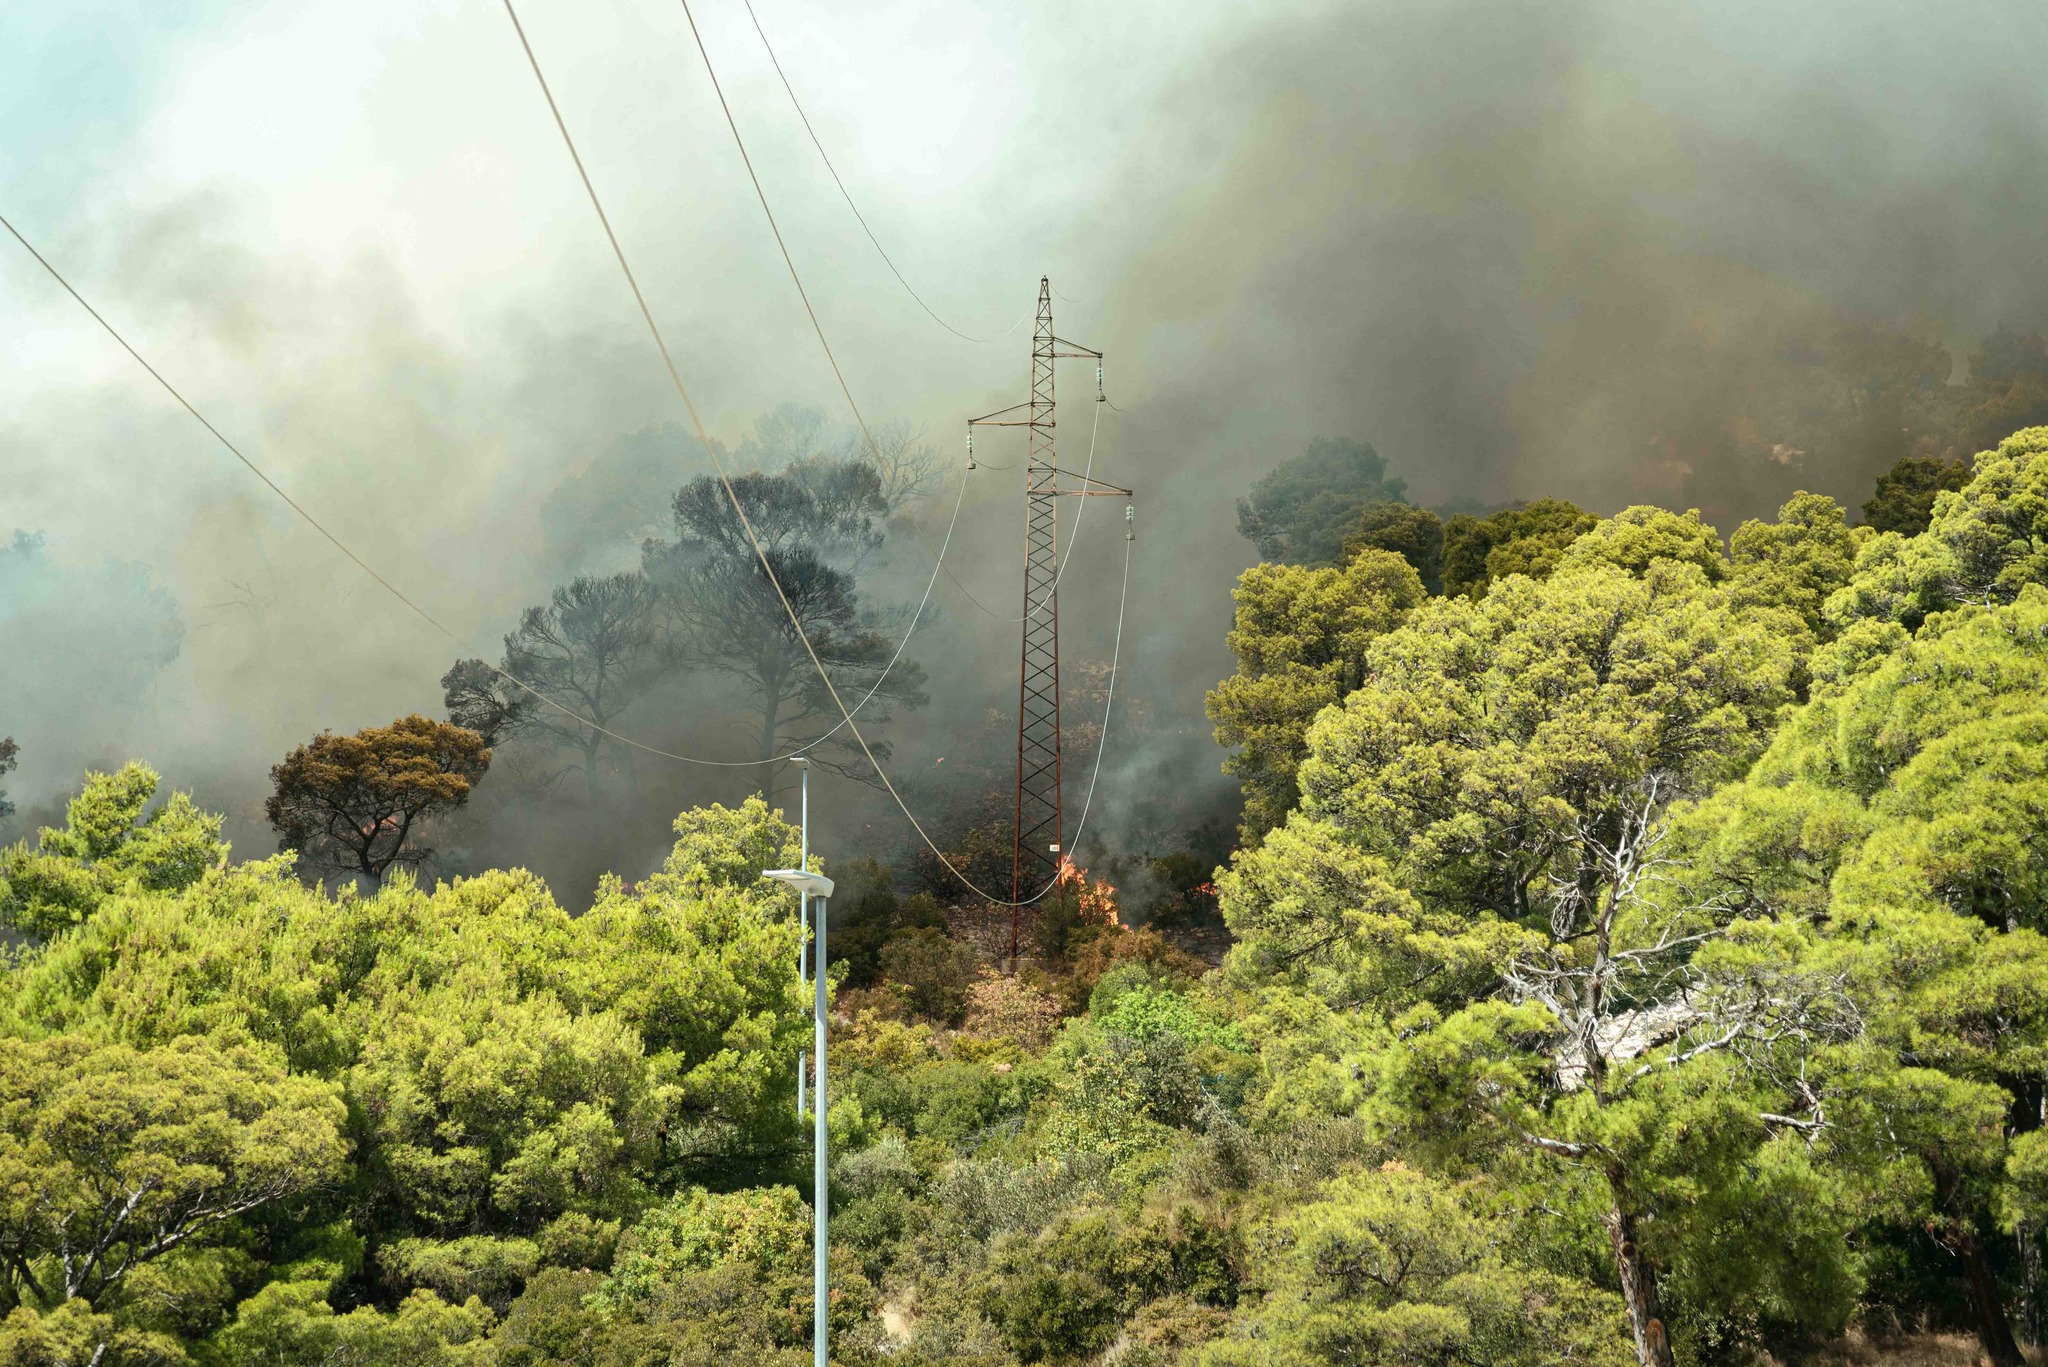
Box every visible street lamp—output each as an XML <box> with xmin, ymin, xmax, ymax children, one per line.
<box><xmin>763</xmin><ymin>862</ymin><xmax>834</xmax><ymax>1367</ymax></box>
<box><xmin>792</xmin><ymin>757</ymin><xmax>811</xmax><ymax>1121</ymax></box>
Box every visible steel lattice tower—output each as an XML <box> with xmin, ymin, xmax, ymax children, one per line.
<box><xmin>968</xmin><ymin>279</ymin><xmax>1127</xmax><ymax>962</ymax></box>
<box><xmin>1014</xmin><ymin>280</ymin><xmax>1064</xmax><ymax>918</ymax></box>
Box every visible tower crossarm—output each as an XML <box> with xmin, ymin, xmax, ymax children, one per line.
<box><xmin>1051</xmin><ymin>473</ymin><xmax>1132</xmax><ymax>497</ymax></box>
<box><xmin>956</xmin><ymin>277</ymin><xmax>1132</xmax><ymax>963</ymax></box>
<box><xmin>967</xmin><ymin>402</ymin><xmax>1036</xmax><ymax>428</ymax></box>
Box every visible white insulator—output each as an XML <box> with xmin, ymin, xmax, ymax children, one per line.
<box><xmin>965</xmin><ymin>429</ymin><xmax>975</xmax><ymax>469</ymax></box>
<box><xmin>1125</xmin><ymin>503</ymin><xmax>1135</xmax><ymax>540</ymax></box>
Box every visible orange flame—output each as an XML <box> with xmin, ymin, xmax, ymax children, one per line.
<box><xmin>1054</xmin><ymin>856</ymin><xmax>1120</xmax><ymax>926</ymax></box>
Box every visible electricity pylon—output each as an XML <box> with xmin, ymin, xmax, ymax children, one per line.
<box><xmin>969</xmin><ymin>277</ymin><xmax>1129</xmax><ymax>962</ymax></box>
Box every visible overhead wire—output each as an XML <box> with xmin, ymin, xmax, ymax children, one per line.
<box><xmin>793</xmin><ymin>463</ymin><xmax>969</xmax><ymax>750</ymax></box>
<box><xmin>0</xmin><ymin>211</ymin><xmax>726</xmax><ymax>770</ymax></box>
<box><xmin>728</xmin><ymin>0</ymin><xmax>1119</xmax><ymax>628</ymax></box>
<box><xmin>1062</xmin><ymin>528</ymin><xmax>1132</xmax><ymax>855</ymax></box>
<box><xmin>1</xmin><ymin>8</ymin><xmax>1131</xmax><ymax>904</ymax></box>
<box><xmin>0</xmin><ymin>215</ymin><xmax>420</xmax><ymax>633</ymax></box>
<box><xmin>1017</xmin><ymin>397</ymin><xmax>1101</xmax><ymax>622</ymax></box>
<box><xmin>506</xmin><ymin>0</ymin><xmax>1130</xmax><ymax>906</ymax></box>
<box><xmin>667</xmin><ymin>0</ymin><xmax>888</xmax><ymax>486</ymax></box>
<box><xmin>669</xmin><ymin>0</ymin><xmax>1109</xmax><ymax>632</ymax></box>
<box><xmin>693</xmin><ymin>0</ymin><xmax>1100</xmax><ymax>630</ymax></box>
<box><xmin>932</xmin><ymin>553</ymin><xmax>1012</xmax><ymax>620</ymax></box>
<box><xmin>738</xmin><ymin>0</ymin><xmax>1028</xmax><ymax>345</ymax></box>
<box><xmin>0</xmin><ymin>205</ymin><xmax>977</xmax><ymax>771</ymax></box>
<box><xmin>664</xmin><ymin>0</ymin><xmax>1130</xmax><ymax>898</ymax></box>
<box><xmin>662</xmin><ymin>0</ymin><xmax>1021</xmax><ymax>636</ymax></box>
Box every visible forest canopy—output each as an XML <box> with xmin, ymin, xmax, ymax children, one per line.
<box><xmin>8</xmin><ymin>429</ymin><xmax>2048</xmax><ymax>1367</ymax></box>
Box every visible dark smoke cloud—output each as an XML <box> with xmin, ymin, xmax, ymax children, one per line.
<box><xmin>1082</xmin><ymin>0</ymin><xmax>2048</xmax><ymax>515</ymax></box>
<box><xmin>9</xmin><ymin>0</ymin><xmax>2048</xmax><ymax>891</ymax></box>
<box><xmin>1035</xmin><ymin>0</ymin><xmax>2048</xmax><ymax>830</ymax></box>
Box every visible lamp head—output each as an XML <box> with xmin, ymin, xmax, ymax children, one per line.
<box><xmin>763</xmin><ymin>868</ymin><xmax>834</xmax><ymax>898</ymax></box>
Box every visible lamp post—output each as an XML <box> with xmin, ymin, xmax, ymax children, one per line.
<box><xmin>763</xmin><ymin>862</ymin><xmax>834</xmax><ymax>1367</ymax></box>
<box><xmin>794</xmin><ymin>758</ymin><xmax>810</xmax><ymax>1120</ymax></box>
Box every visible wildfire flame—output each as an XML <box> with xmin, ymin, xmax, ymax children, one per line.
<box><xmin>1054</xmin><ymin>856</ymin><xmax>1120</xmax><ymax>926</ymax></box>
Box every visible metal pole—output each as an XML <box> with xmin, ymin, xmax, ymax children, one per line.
<box><xmin>1012</xmin><ymin>277</ymin><xmax>1060</xmax><ymax>965</ymax></box>
<box><xmin>813</xmin><ymin>888</ymin><xmax>829</xmax><ymax>1367</ymax></box>
<box><xmin>761</xmin><ymin>853</ymin><xmax>833</xmax><ymax>1367</ymax></box>
<box><xmin>797</xmin><ymin>761</ymin><xmax>809</xmax><ymax>1119</ymax></box>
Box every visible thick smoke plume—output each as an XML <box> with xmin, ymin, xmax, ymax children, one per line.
<box><xmin>6</xmin><ymin>0</ymin><xmax>2048</xmax><ymax>896</ymax></box>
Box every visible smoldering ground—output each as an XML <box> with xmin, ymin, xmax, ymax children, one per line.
<box><xmin>7</xmin><ymin>0</ymin><xmax>2048</xmax><ymax>898</ymax></box>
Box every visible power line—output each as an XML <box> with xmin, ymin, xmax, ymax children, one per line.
<box><xmin>677</xmin><ymin>0</ymin><xmax>1125</xmax><ymax>642</ymax></box>
<box><xmin>666</xmin><ymin>0</ymin><xmax>1129</xmax><ymax>900</ymax></box>
<box><xmin>0</xmin><ymin>209</ymin><xmax>967</xmax><ymax>772</ymax></box>
<box><xmin>505</xmin><ymin>0</ymin><xmax>1129</xmax><ymax>906</ymax></box>
<box><xmin>1</xmin><ymin>23</ymin><xmax>1133</xmax><ymax>904</ymax></box>
<box><xmin>0</xmin><ymin>210</ymin><xmax>748</xmax><ymax>769</ymax></box>
<box><xmin>1063</xmin><ymin>529</ymin><xmax>1132</xmax><ymax>855</ymax></box>
<box><xmin>739</xmin><ymin>0</ymin><xmax>1029</xmax><ymax>345</ymax></box>
<box><xmin>793</xmin><ymin>464</ymin><xmax>969</xmax><ymax>751</ymax></box>
<box><xmin>669</xmin><ymin>0</ymin><xmax>892</xmax><ymax>491</ymax></box>
<box><xmin>663</xmin><ymin>0</ymin><xmax>1128</xmax><ymax>901</ymax></box>
<box><xmin>670</xmin><ymin>0</ymin><xmax>1029</xmax><ymax>631</ymax></box>
<box><xmin>919</xmin><ymin>396</ymin><xmax>1108</xmax><ymax>622</ymax></box>
<box><xmin>0</xmin><ymin>215</ymin><xmax>426</xmax><ymax>634</ymax></box>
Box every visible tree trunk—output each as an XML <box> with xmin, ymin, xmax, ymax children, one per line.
<box><xmin>2019</xmin><ymin>1221</ymin><xmax>2042</xmax><ymax>1349</ymax></box>
<box><xmin>1602</xmin><ymin>1201</ymin><xmax>1676</xmax><ymax>1367</ymax></box>
<box><xmin>1929</xmin><ymin>1154</ymin><xmax>2027</xmax><ymax>1367</ymax></box>
<box><xmin>1953</xmin><ymin>1225</ymin><xmax>2026</xmax><ymax>1367</ymax></box>
<box><xmin>2011</xmin><ymin>1072</ymin><xmax>2046</xmax><ymax>1347</ymax></box>
<box><xmin>758</xmin><ymin>687</ymin><xmax>782</xmax><ymax>801</ymax></box>
<box><xmin>583</xmin><ymin>734</ymin><xmax>603</xmax><ymax>806</ymax></box>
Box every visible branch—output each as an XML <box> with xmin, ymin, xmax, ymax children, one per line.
<box><xmin>106</xmin><ymin>1191</ymin><xmax>281</xmax><ymax>1289</ymax></box>
<box><xmin>4</xmin><ymin>1247</ymin><xmax>49</xmax><ymax>1307</ymax></box>
<box><xmin>1521</xmin><ymin>1131</ymin><xmax>1595</xmax><ymax>1159</ymax></box>
<box><xmin>66</xmin><ymin>1178</ymin><xmax>158</xmax><ymax>1300</ymax></box>
<box><xmin>1274</xmin><ymin>929</ymin><xmax>1347</xmax><ymax>967</ymax></box>
<box><xmin>1630</xmin><ymin>1021</ymin><xmax>1742</xmax><ymax>1080</ymax></box>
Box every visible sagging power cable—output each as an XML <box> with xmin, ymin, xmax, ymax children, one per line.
<box><xmin>797</xmin><ymin>466</ymin><xmax>969</xmax><ymax>751</ymax></box>
<box><xmin>2</xmin><ymin>18</ymin><xmax>1133</xmax><ymax>904</ymax></box>
<box><xmin>739</xmin><ymin>0</ymin><xmax>1029</xmax><ymax>345</ymax></box>
<box><xmin>669</xmin><ymin>0</ymin><xmax>1019</xmax><ymax>633</ymax></box>
<box><xmin>676</xmin><ymin>0</ymin><xmax>1116</xmax><ymax>636</ymax></box>
<box><xmin>1062</xmin><ymin>527</ymin><xmax>1131</xmax><ymax>855</ymax></box>
<box><xmin>0</xmin><ymin>207</ymin><xmax>963</xmax><ymax>771</ymax></box>
<box><xmin>503</xmin><ymin>0</ymin><xmax>1131</xmax><ymax>906</ymax></box>
<box><xmin>1012</xmin><ymin>397</ymin><xmax>1102</xmax><ymax>623</ymax></box>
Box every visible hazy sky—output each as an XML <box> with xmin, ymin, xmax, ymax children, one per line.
<box><xmin>8</xmin><ymin>0</ymin><xmax>2048</xmax><ymax>869</ymax></box>
<box><xmin>2</xmin><ymin>0</ymin><xmax>1200</xmax><ymax>838</ymax></box>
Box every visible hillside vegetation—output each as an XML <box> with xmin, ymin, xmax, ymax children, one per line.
<box><xmin>10</xmin><ymin>433</ymin><xmax>2048</xmax><ymax>1367</ymax></box>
